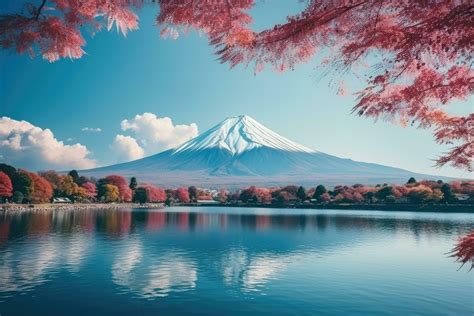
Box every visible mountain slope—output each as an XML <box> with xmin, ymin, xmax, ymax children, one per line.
<box><xmin>81</xmin><ymin>115</ymin><xmax>442</xmax><ymax>187</ymax></box>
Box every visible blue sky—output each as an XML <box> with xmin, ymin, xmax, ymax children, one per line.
<box><xmin>0</xmin><ymin>1</ymin><xmax>471</xmax><ymax>178</ymax></box>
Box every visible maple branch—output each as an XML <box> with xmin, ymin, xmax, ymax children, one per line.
<box><xmin>34</xmin><ymin>0</ymin><xmax>47</xmax><ymax>21</ymax></box>
<box><xmin>257</xmin><ymin>1</ymin><xmax>368</xmax><ymax>46</ymax></box>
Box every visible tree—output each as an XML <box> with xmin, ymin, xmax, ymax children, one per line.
<box><xmin>104</xmin><ymin>175</ymin><xmax>132</xmax><ymax>202</ymax></box>
<box><xmin>274</xmin><ymin>191</ymin><xmax>291</xmax><ymax>206</ymax></box>
<box><xmin>0</xmin><ymin>172</ymin><xmax>13</xmax><ymax>201</ymax></box>
<box><xmin>375</xmin><ymin>186</ymin><xmax>394</xmax><ymax>201</ymax></box>
<box><xmin>68</xmin><ymin>170</ymin><xmax>80</xmax><ymax>183</ymax></box>
<box><xmin>39</xmin><ymin>170</ymin><xmax>62</xmax><ymax>189</ymax></box>
<box><xmin>451</xmin><ymin>231</ymin><xmax>474</xmax><ymax>271</ymax></box>
<box><xmin>1</xmin><ymin>1</ymin><xmax>471</xmax><ymax>170</ymax></box>
<box><xmin>12</xmin><ymin>191</ymin><xmax>24</xmax><ymax>203</ymax></box>
<box><xmin>140</xmin><ymin>184</ymin><xmax>166</xmax><ymax>202</ymax></box>
<box><xmin>407</xmin><ymin>177</ymin><xmax>417</xmax><ymax>184</ymax></box>
<box><xmin>218</xmin><ymin>188</ymin><xmax>228</xmax><ymax>204</ymax></box>
<box><xmin>440</xmin><ymin>183</ymin><xmax>456</xmax><ymax>203</ymax></box>
<box><xmin>313</xmin><ymin>185</ymin><xmax>327</xmax><ymax>202</ymax></box>
<box><xmin>57</xmin><ymin>175</ymin><xmax>80</xmax><ymax>197</ymax></box>
<box><xmin>129</xmin><ymin>177</ymin><xmax>138</xmax><ymax>191</ymax></box>
<box><xmin>0</xmin><ymin>164</ymin><xmax>33</xmax><ymax>200</ymax></box>
<box><xmin>296</xmin><ymin>186</ymin><xmax>306</xmax><ymax>202</ymax></box>
<box><xmin>25</xmin><ymin>172</ymin><xmax>53</xmax><ymax>203</ymax></box>
<box><xmin>133</xmin><ymin>187</ymin><xmax>148</xmax><ymax>204</ymax></box>
<box><xmin>188</xmin><ymin>186</ymin><xmax>198</xmax><ymax>202</ymax></box>
<box><xmin>81</xmin><ymin>182</ymin><xmax>97</xmax><ymax>199</ymax></box>
<box><xmin>15</xmin><ymin>171</ymin><xmax>34</xmax><ymax>202</ymax></box>
<box><xmin>176</xmin><ymin>187</ymin><xmax>190</xmax><ymax>203</ymax></box>
<box><xmin>102</xmin><ymin>184</ymin><xmax>120</xmax><ymax>203</ymax></box>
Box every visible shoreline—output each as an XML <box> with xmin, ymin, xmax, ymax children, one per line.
<box><xmin>182</xmin><ymin>202</ymin><xmax>474</xmax><ymax>213</ymax></box>
<box><xmin>1</xmin><ymin>202</ymin><xmax>473</xmax><ymax>213</ymax></box>
<box><xmin>0</xmin><ymin>203</ymin><xmax>164</xmax><ymax>213</ymax></box>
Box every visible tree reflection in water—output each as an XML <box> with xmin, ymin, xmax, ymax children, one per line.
<box><xmin>0</xmin><ymin>207</ymin><xmax>473</xmax><ymax>300</ymax></box>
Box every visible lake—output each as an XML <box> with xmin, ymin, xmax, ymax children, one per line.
<box><xmin>0</xmin><ymin>207</ymin><xmax>473</xmax><ymax>315</ymax></box>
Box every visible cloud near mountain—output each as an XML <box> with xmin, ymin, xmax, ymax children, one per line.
<box><xmin>111</xmin><ymin>134</ymin><xmax>145</xmax><ymax>162</ymax></box>
<box><xmin>0</xmin><ymin>116</ymin><xmax>96</xmax><ymax>170</ymax></box>
<box><xmin>111</xmin><ymin>113</ymin><xmax>198</xmax><ymax>161</ymax></box>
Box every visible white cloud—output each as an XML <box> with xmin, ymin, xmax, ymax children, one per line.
<box><xmin>114</xmin><ymin>113</ymin><xmax>198</xmax><ymax>159</ymax></box>
<box><xmin>0</xmin><ymin>116</ymin><xmax>96</xmax><ymax>170</ymax></box>
<box><xmin>110</xmin><ymin>134</ymin><xmax>145</xmax><ymax>162</ymax></box>
<box><xmin>81</xmin><ymin>127</ymin><xmax>102</xmax><ymax>132</ymax></box>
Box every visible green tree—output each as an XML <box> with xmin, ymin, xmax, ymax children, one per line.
<box><xmin>133</xmin><ymin>187</ymin><xmax>148</xmax><ymax>204</ymax></box>
<box><xmin>440</xmin><ymin>183</ymin><xmax>456</xmax><ymax>203</ymax></box>
<box><xmin>296</xmin><ymin>186</ymin><xmax>306</xmax><ymax>202</ymax></box>
<box><xmin>12</xmin><ymin>191</ymin><xmax>24</xmax><ymax>203</ymax></box>
<box><xmin>16</xmin><ymin>171</ymin><xmax>33</xmax><ymax>202</ymax></box>
<box><xmin>407</xmin><ymin>177</ymin><xmax>417</xmax><ymax>184</ymax></box>
<box><xmin>375</xmin><ymin>186</ymin><xmax>394</xmax><ymax>201</ymax></box>
<box><xmin>68</xmin><ymin>170</ymin><xmax>80</xmax><ymax>184</ymax></box>
<box><xmin>188</xmin><ymin>186</ymin><xmax>198</xmax><ymax>202</ymax></box>
<box><xmin>129</xmin><ymin>177</ymin><xmax>138</xmax><ymax>191</ymax></box>
<box><xmin>313</xmin><ymin>185</ymin><xmax>327</xmax><ymax>200</ymax></box>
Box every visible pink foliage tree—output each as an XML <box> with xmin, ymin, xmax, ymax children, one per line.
<box><xmin>105</xmin><ymin>175</ymin><xmax>132</xmax><ymax>202</ymax></box>
<box><xmin>81</xmin><ymin>181</ymin><xmax>97</xmax><ymax>199</ymax></box>
<box><xmin>140</xmin><ymin>184</ymin><xmax>166</xmax><ymax>202</ymax></box>
<box><xmin>176</xmin><ymin>187</ymin><xmax>190</xmax><ymax>203</ymax></box>
<box><xmin>0</xmin><ymin>171</ymin><xmax>13</xmax><ymax>200</ymax></box>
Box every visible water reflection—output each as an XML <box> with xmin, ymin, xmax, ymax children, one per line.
<box><xmin>0</xmin><ymin>207</ymin><xmax>473</xmax><ymax>306</ymax></box>
<box><xmin>112</xmin><ymin>238</ymin><xmax>197</xmax><ymax>298</ymax></box>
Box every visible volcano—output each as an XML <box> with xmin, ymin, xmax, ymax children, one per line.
<box><xmin>81</xmin><ymin>115</ymin><xmax>435</xmax><ymax>187</ymax></box>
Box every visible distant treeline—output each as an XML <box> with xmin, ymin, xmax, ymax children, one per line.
<box><xmin>0</xmin><ymin>163</ymin><xmax>472</xmax><ymax>206</ymax></box>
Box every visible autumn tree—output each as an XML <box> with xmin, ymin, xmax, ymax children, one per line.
<box><xmin>99</xmin><ymin>175</ymin><xmax>132</xmax><ymax>202</ymax></box>
<box><xmin>451</xmin><ymin>230</ymin><xmax>474</xmax><ymax>271</ymax></box>
<box><xmin>0</xmin><ymin>164</ymin><xmax>33</xmax><ymax>200</ymax></box>
<box><xmin>176</xmin><ymin>187</ymin><xmax>190</xmax><ymax>203</ymax></box>
<box><xmin>38</xmin><ymin>170</ymin><xmax>62</xmax><ymax>189</ymax></box>
<box><xmin>57</xmin><ymin>175</ymin><xmax>80</xmax><ymax>198</ymax></box>
<box><xmin>0</xmin><ymin>172</ymin><xmax>13</xmax><ymax>201</ymax></box>
<box><xmin>1</xmin><ymin>1</ymin><xmax>471</xmax><ymax>170</ymax></box>
<box><xmin>24</xmin><ymin>172</ymin><xmax>53</xmax><ymax>204</ymax></box>
<box><xmin>102</xmin><ymin>184</ymin><xmax>120</xmax><ymax>203</ymax></box>
<box><xmin>81</xmin><ymin>181</ymin><xmax>97</xmax><ymax>199</ymax></box>
<box><xmin>140</xmin><ymin>184</ymin><xmax>166</xmax><ymax>202</ymax></box>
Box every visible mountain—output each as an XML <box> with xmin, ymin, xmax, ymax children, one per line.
<box><xmin>81</xmin><ymin>115</ymin><xmax>440</xmax><ymax>187</ymax></box>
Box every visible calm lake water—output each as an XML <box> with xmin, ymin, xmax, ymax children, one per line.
<box><xmin>0</xmin><ymin>207</ymin><xmax>473</xmax><ymax>315</ymax></box>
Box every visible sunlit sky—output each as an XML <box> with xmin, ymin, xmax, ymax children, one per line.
<box><xmin>0</xmin><ymin>1</ymin><xmax>472</xmax><ymax>178</ymax></box>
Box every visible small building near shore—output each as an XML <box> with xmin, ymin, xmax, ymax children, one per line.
<box><xmin>196</xmin><ymin>200</ymin><xmax>219</xmax><ymax>205</ymax></box>
<box><xmin>53</xmin><ymin>197</ymin><xmax>72</xmax><ymax>204</ymax></box>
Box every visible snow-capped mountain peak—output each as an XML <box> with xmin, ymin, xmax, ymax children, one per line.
<box><xmin>173</xmin><ymin>115</ymin><xmax>316</xmax><ymax>155</ymax></box>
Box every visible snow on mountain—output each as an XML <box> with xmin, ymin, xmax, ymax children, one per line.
<box><xmin>173</xmin><ymin>115</ymin><xmax>315</xmax><ymax>155</ymax></box>
<box><xmin>80</xmin><ymin>115</ymin><xmax>441</xmax><ymax>187</ymax></box>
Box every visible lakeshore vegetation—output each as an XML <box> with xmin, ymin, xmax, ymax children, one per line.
<box><xmin>0</xmin><ymin>163</ymin><xmax>472</xmax><ymax>207</ymax></box>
